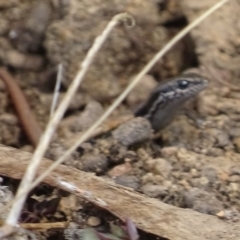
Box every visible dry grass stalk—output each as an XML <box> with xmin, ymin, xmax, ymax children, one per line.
<box><xmin>50</xmin><ymin>63</ymin><xmax>63</xmax><ymax>117</ymax></box>
<box><xmin>3</xmin><ymin>12</ymin><xmax>134</xmax><ymax>231</ymax></box>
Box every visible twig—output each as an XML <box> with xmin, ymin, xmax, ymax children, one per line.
<box><xmin>4</xmin><ymin>13</ymin><xmax>134</xmax><ymax>229</ymax></box>
<box><xmin>0</xmin><ymin>144</ymin><xmax>238</xmax><ymax>240</ymax></box>
<box><xmin>50</xmin><ymin>63</ymin><xmax>63</xmax><ymax>117</ymax></box>
<box><xmin>20</xmin><ymin>222</ymin><xmax>68</xmax><ymax>230</ymax></box>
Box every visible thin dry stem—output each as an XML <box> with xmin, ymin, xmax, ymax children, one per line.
<box><xmin>5</xmin><ymin>12</ymin><xmax>133</xmax><ymax>227</ymax></box>
<box><xmin>20</xmin><ymin>222</ymin><xmax>68</xmax><ymax>230</ymax></box>
<box><xmin>50</xmin><ymin>63</ymin><xmax>63</xmax><ymax>117</ymax></box>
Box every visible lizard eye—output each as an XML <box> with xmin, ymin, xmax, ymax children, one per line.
<box><xmin>178</xmin><ymin>80</ymin><xmax>189</xmax><ymax>89</ymax></box>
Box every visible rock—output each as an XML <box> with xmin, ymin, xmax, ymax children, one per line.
<box><xmin>180</xmin><ymin>0</ymin><xmax>240</xmax><ymax>79</ymax></box>
<box><xmin>229</xmin><ymin>128</ymin><xmax>240</xmax><ymax>138</ymax></box>
<box><xmin>228</xmin><ymin>175</ymin><xmax>240</xmax><ymax>182</ymax></box>
<box><xmin>190</xmin><ymin>168</ymin><xmax>200</xmax><ymax>178</ymax></box>
<box><xmin>163</xmin><ymin>180</ymin><xmax>172</xmax><ymax>188</ymax></box>
<box><xmin>197</xmin><ymin>95</ymin><xmax>219</xmax><ymax>116</ymax></box>
<box><xmin>2</xmin><ymin>50</ymin><xmax>44</xmax><ymax>70</ymax></box>
<box><xmin>78</xmin><ymin>154</ymin><xmax>109</xmax><ymax>174</ymax></box>
<box><xmin>201</xmin><ymin>166</ymin><xmax>218</xmax><ymax>183</ymax></box>
<box><xmin>45</xmin><ymin>0</ymin><xmax>184</xmax><ymax>100</ymax></box>
<box><xmin>112</xmin><ymin>117</ymin><xmax>152</xmax><ymax>146</ymax></box>
<box><xmin>184</xmin><ymin>188</ymin><xmax>223</xmax><ymax>215</ymax></box>
<box><xmin>145</xmin><ymin>158</ymin><xmax>173</xmax><ymax>178</ymax></box>
<box><xmin>198</xmin><ymin>177</ymin><xmax>209</xmax><ymax>188</ymax></box>
<box><xmin>108</xmin><ymin>162</ymin><xmax>132</xmax><ymax>177</ymax></box>
<box><xmin>40</xmin><ymin>92</ymin><xmax>90</xmax><ymax>113</ymax></box>
<box><xmin>0</xmin><ymin>0</ymin><xmax>19</xmax><ymax>9</ymax></box>
<box><xmin>160</xmin><ymin>147</ymin><xmax>178</xmax><ymax>158</ymax></box>
<box><xmin>71</xmin><ymin>101</ymin><xmax>104</xmax><ymax>132</ymax></box>
<box><xmin>141</xmin><ymin>184</ymin><xmax>167</xmax><ymax>198</ymax></box>
<box><xmin>209</xmin><ymin>129</ymin><xmax>230</xmax><ymax>148</ymax></box>
<box><xmin>229</xmin><ymin>166</ymin><xmax>240</xmax><ymax>176</ymax></box>
<box><xmin>216</xmin><ymin>210</ymin><xmax>240</xmax><ymax>222</ymax></box>
<box><xmin>0</xmin><ymin>113</ymin><xmax>20</xmax><ymax>146</ymax></box>
<box><xmin>0</xmin><ymin>180</ymin><xmax>13</xmax><ymax>220</ymax></box>
<box><xmin>191</xmin><ymin>177</ymin><xmax>210</xmax><ymax>190</ymax></box>
<box><xmin>141</xmin><ymin>173</ymin><xmax>156</xmax><ymax>185</ymax></box>
<box><xmin>233</xmin><ymin>137</ymin><xmax>240</xmax><ymax>153</ymax></box>
<box><xmin>108</xmin><ymin>141</ymin><xmax>128</xmax><ymax>164</ymax></box>
<box><xmin>87</xmin><ymin>216</ymin><xmax>101</xmax><ymax>227</ymax></box>
<box><xmin>229</xmin><ymin>183</ymin><xmax>239</xmax><ymax>192</ymax></box>
<box><xmin>114</xmin><ymin>175</ymin><xmax>140</xmax><ymax>190</ymax></box>
<box><xmin>46</xmin><ymin>141</ymin><xmax>78</xmax><ymax>166</ymax></box>
<box><xmin>126</xmin><ymin>74</ymin><xmax>158</xmax><ymax>109</ymax></box>
<box><xmin>206</xmin><ymin>147</ymin><xmax>224</xmax><ymax>157</ymax></box>
<box><xmin>64</xmin><ymin>229</ymin><xmax>84</xmax><ymax>240</ymax></box>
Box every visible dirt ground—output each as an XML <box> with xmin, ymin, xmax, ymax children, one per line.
<box><xmin>0</xmin><ymin>0</ymin><xmax>240</xmax><ymax>239</ymax></box>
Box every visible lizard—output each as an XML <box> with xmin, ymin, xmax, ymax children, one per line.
<box><xmin>0</xmin><ymin>68</ymin><xmax>208</xmax><ymax>147</ymax></box>
<box><xmin>134</xmin><ymin>73</ymin><xmax>208</xmax><ymax>132</ymax></box>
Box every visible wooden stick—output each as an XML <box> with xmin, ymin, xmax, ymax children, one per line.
<box><xmin>0</xmin><ymin>145</ymin><xmax>238</xmax><ymax>240</ymax></box>
<box><xmin>20</xmin><ymin>222</ymin><xmax>68</xmax><ymax>230</ymax></box>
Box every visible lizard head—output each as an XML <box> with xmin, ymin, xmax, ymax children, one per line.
<box><xmin>134</xmin><ymin>73</ymin><xmax>209</xmax><ymax>130</ymax></box>
<box><xmin>159</xmin><ymin>73</ymin><xmax>208</xmax><ymax>102</ymax></box>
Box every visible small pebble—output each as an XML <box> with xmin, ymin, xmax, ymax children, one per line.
<box><xmin>126</xmin><ymin>74</ymin><xmax>157</xmax><ymax>108</ymax></box>
<box><xmin>141</xmin><ymin>173</ymin><xmax>155</xmax><ymax>185</ymax></box>
<box><xmin>190</xmin><ymin>168</ymin><xmax>199</xmax><ymax>178</ymax></box>
<box><xmin>87</xmin><ymin>216</ymin><xmax>101</xmax><ymax>227</ymax></box>
<box><xmin>160</xmin><ymin>147</ymin><xmax>178</xmax><ymax>158</ymax></box>
<box><xmin>108</xmin><ymin>162</ymin><xmax>132</xmax><ymax>177</ymax></box>
<box><xmin>146</xmin><ymin>158</ymin><xmax>173</xmax><ymax>178</ymax></box>
<box><xmin>216</xmin><ymin>210</ymin><xmax>240</xmax><ymax>222</ymax></box>
<box><xmin>184</xmin><ymin>188</ymin><xmax>223</xmax><ymax>215</ymax></box>
<box><xmin>233</xmin><ymin>137</ymin><xmax>240</xmax><ymax>153</ymax></box>
<box><xmin>201</xmin><ymin>166</ymin><xmax>218</xmax><ymax>183</ymax></box>
<box><xmin>112</xmin><ymin>117</ymin><xmax>152</xmax><ymax>146</ymax></box>
<box><xmin>141</xmin><ymin>184</ymin><xmax>167</xmax><ymax>198</ymax></box>
<box><xmin>229</xmin><ymin>128</ymin><xmax>240</xmax><ymax>138</ymax></box>
<box><xmin>114</xmin><ymin>175</ymin><xmax>140</xmax><ymax>190</ymax></box>
<box><xmin>229</xmin><ymin>183</ymin><xmax>239</xmax><ymax>192</ymax></box>
<box><xmin>78</xmin><ymin>154</ymin><xmax>108</xmax><ymax>174</ymax></box>
<box><xmin>229</xmin><ymin>165</ymin><xmax>240</xmax><ymax>175</ymax></box>
<box><xmin>71</xmin><ymin>101</ymin><xmax>104</xmax><ymax>132</ymax></box>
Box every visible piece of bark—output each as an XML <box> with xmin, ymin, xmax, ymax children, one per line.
<box><xmin>0</xmin><ymin>144</ymin><xmax>239</xmax><ymax>240</ymax></box>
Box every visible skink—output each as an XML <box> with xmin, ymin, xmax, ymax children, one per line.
<box><xmin>135</xmin><ymin>73</ymin><xmax>208</xmax><ymax>131</ymax></box>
